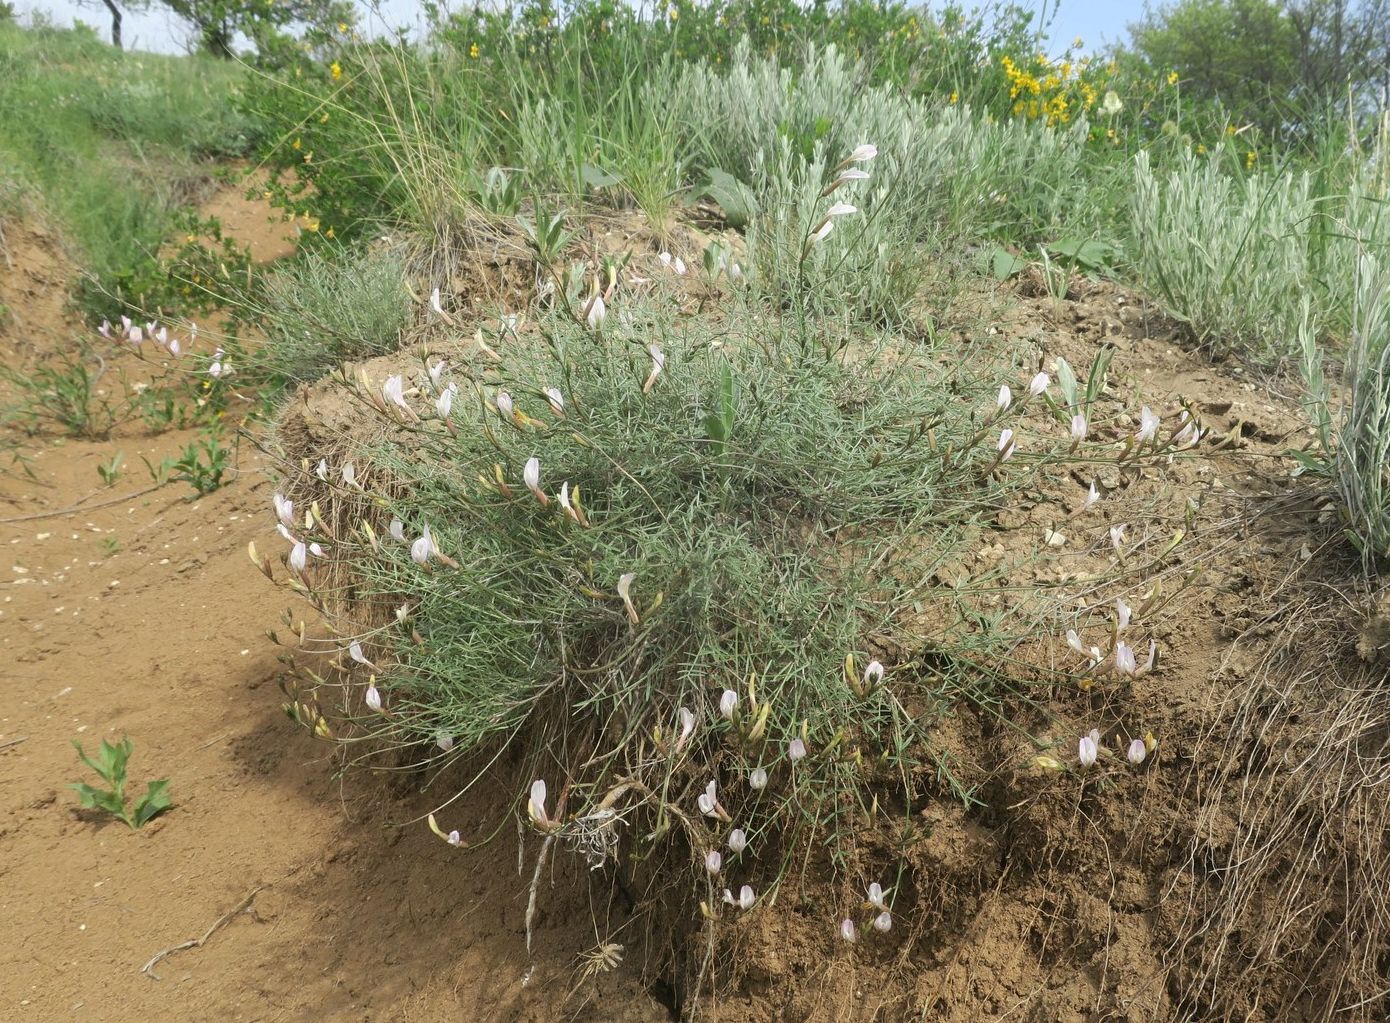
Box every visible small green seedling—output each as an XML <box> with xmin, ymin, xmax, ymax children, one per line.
<box><xmin>97</xmin><ymin>451</ymin><xmax>124</xmax><ymax>487</ymax></box>
<box><xmin>71</xmin><ymin>736</ymin><xmax>172</xmax><ymax>829</ymax></box>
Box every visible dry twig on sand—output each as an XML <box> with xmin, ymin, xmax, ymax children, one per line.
<box><xmin>141</xmin><ymin>886</ymin><xmax>264</xmax><ymax>980</ymax></box>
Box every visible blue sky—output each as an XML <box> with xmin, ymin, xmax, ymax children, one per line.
<box><xmin>18</xmin><ymin>0</ymin><xmax>1149</xmax><ymax>56</ymax></box>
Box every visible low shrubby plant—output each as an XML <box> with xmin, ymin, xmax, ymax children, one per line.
<box><xmin>1301</xmin><ymin>254</ymin><xmax>1390</xmax><ymax>572</ymax></box>
<box><xmin>252</xmin><ymin>247</ymin><xmax>410</xmax><ymax>385</ymax></box>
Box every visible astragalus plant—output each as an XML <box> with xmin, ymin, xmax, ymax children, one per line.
<box><xmin>265</xmin><ymin>282</ymin><xmax>1064</xmax><ymax>889</ymax></box>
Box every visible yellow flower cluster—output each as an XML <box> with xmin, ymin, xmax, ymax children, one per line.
<box><xmin>1001</xmin><ymin>54</ymin><xmax>1101</xmax><ymax>127</ymax></box>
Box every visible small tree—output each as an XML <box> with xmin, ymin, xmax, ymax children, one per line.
<box><xmin>154</xmin><ymin>0</ymin><xmax>355</xmax><ymax>60</ymax></box>
<box><xmin>76</xmin><ymin>0</ymin><xmax>147</xmax><ymax>49</ymax></box>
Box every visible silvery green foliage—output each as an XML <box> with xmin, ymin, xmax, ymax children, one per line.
<box><xmin>260</xmin><ymin>247</ymin><xmax>410</xmax><ymax>383</ymax></box>
<box><xmin>1129</xmin><ymin>152</ymin><xmax>1390</xmax><ymax>362</ymax></box>
<box><xmin>1129</xmin><ymin>152</ymin><xmax>1318</xmax><ymax>359</ymax></box>
<box><xmin>659</xmin><ymin>42</ymin><xmax>1093</xmax><ymax>321</ymax></box>
<box><xmin>1336</xmin><ymin>256</ymin><xmax>1390</xmax><ymax>571</ymax></box>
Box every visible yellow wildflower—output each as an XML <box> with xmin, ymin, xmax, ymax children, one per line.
<box><xmin>330</xmin><ymin>61</ymin><xmax>341</xmax><ymax>80</ymax></box>
<box><xmin>469</xmin><ymin>42</ymin><xmax>479</xmax><ymax>58</ymax></box>
<box><xmin>1167</xmin><ymin>70</ymin><xmax>1179</xmax><ymax>86</ymax></box>
<box><xmin>949</xmin><ymin>91</ymin><xmax>958</xmax><ymax>104</ymax></box>
<box><xmin>291</xmin><ymin>137</ymin><xmax>301</xmax><ymax>151</ymax></box>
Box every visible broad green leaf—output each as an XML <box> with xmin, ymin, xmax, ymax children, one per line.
<box><xmin>580</xmin><ymin>163</ymin><xmax>621</xmax><ymax>189</ymax></box>
<box><xmin>701</xmin><ymin>169</ymin><xmax>757</xmax><ymax>228</ymax></box>
<box><xmin>1054</xmin><ymin>357</ymin><xmax>1079</xmax><ymax>407</ymax></box>
<box><xmin>133</xmin><ymin>779</ymin><xmax>173</xmax><ymax>828</ymax></box>
<box><xmin>981</xmin><ymin>246</ymin><xmax>1027</xmax><ymax>280</ymax></box>
<box><xmin>71</xmin><ymin>782</ymin><xmax>124</xmax><ymax>818</ymax></box>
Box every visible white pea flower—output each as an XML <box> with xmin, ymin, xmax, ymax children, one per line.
<box><xmin>1127</xmin><ymin>738</ymin><xmax>1147</xmax><ymax>765</ymax></box>
<box><xmin>342</xmin><ymin>462</ymin><xmax>359</xmax><ymax>488</ymax></box>
<box><xmin>1135</xmin><ymin>406</ymin><xmax>1160</xmax><ymax>444</ymax></box>
<box><xmin>676</xmin><ymin>707</ymin><xmax>696</xmax><ymax>750</ymax></box>
<box><xmin>411</xmin><ymin>524</ymin><xmax>437</xmax><ymax>566</ymax></box>
<box><xmin>309</xmin><ymin>542</ymin><xmax>326</xmax><ymax>558</ymax></box>
<box><xmin>617</xmin><ymin>572</ymin><xmax>638</xmax><ymax>625</ymax></box>
<box><xmin>1101</xmin><ymin>90</ymin><xmax>1124</xmax><ymax>116</ymax></box>
<box><xmin>719</xmin><ymin>689</ymin><xmax>738</xmax><ymax>720</ymax></box>
<box><xmin>429</xmin><ymin>287</ymin><xmax>445</xmax><ymax>316</ymax></box>
<box><xmin>698</xmin><ymin>779</ymin><xmax>720</xmax><ymax>818</ymax></box>
<box><xmin>749</xmin><ymin>767</ymin><xmax>768</xmax><ymax>790</ymax></box>
<box><xmin>129</xmin><ymin>326</ymin><xmax>144</xmax><ymax>345</ymax></box>
<box><xmin>825</xmin><ymin>202</ymin><xmax>858</xmax><ymax>218</ymax></box>
<box><xmin>584</xmin><ymin>294</ymin><xmax>606</xmax><ymax>331</ymax></box>
<box><xmin>558</xmin><ymin>481</ymin><xmax>585</xmax><ymax>525</ymax></box>
<box><xmin>289</xmin><ymin>541</ymin><xmax>308</xmax><ymax>574</ymax></box>
<box><xmin>1116</xmin><ymin>598</ymin><xmax>1132</xmax><ymax>631</ymax></box>
<box><xmin>496</xmin><ymin>391</ymin><xmax>514</xmax><ymax>418</ymax></box>
<box><xmin>997</xmin><ymin>428</ymin><xmax>1016</xmax><ymax>460</ymax></box>
<box><xmin>873</xmin><ymin>911</ymin><xmax>893</xmax><ymax>933</ymax></box>
<box><xmin>428</xmin><ymin>359</ymin><xmax>447</xmax><ymax>388</ymax></box>
<box><xmin>997</xmin><ymin>385</ymin><xmax>1012</xmax><ymax>411</ymax></box>
<box><xmin>523</xmin><ymin>457</ymin><xmax>547</xmax><ymax>504</ymax></box>
<box><xmin>388</xmin><ymin>518</ymin><xmax>406</xmax><ymax>541</ymax></box>
<box><xmin>706</xmin><ymin>850</ymin><xmax>722</xmax><ymax>874</ymax></box>
<box><xmin>382</xmin><ymin>375</ymin><xmax>409</xmax><ymax>412</ymax></box>
<box><xmin>728</xmin><ymin>828</ymin><xmax>747</xmax><ymax>854</ymax></box>
<box><xmin>348</xmin><ymin>640</ymin><xmax>375</xmax><ymax>667</ymax></box>
<box><xmin>315</xmin><ymin>458</ymin><xmax>329</xmax><ymax>482</ymax></box>
<box><xmin>436</xmin><ymin>732</ymin><xmax>455</xmax><ymax>752</ymax></box>
<box><xmin>643</xmin><ymin>344</ymin><xmax>665</xmax><ymax>393</ymax></box>
<box><xmin>273</xmin><ymin>492</ymin><xmax>295</xmax><ymax>529</ymax></box>
<box><xmin>808</xmin><ymin>220</ymin><xmax>835</xmax><ymax>245</ymax></box>
<box><xmin>867</xmin><ymin>883</ymin><xmax>888</xmax><ymax>910</ymax></box>
<box><xmin>1109</xmin><ymin>523</ymin><xmax>1127</xmax><ymax>553</ymax></box>
<box><xmin>845</xmin><ymin>143</ymin><xmax>878</xmax><ymax>164</ymax></box>
<box><xmin>840</xmin><ymin>918</ymin><xmax>858</xmax><ymax>942</ymax></box>
<box><xmin>1070</xmin><ymin>414</ymin><xmax>1088</xmax><ymax>443</ymax></box>
<box><xmin>1028</xmin><ymin>372</ymin><xmax>1050</xmax><ymax>396</ymax></box>
<box><xmin>1114</xmin><ymin>642</ymin><xmax>1138</xmax><ymax>676</ymax></box>
<box><xmin>1174</xmin><ymin>409</ymin><xmax>1201</xmax><ymax>448</ymax></box>
<box><xmin>544</xmin><ymin>387</ymin><xmax>565</xmax><ymax>415</ymax></box>
<box><xmin>435</xmin><ymin>385</ymin><xmax>455</xmax><ymax>419</ymax></box>
<box><xmin>788</xmin><ymin>737</ymin><xmax>807</xmax><ymax>762</ymax></box>
<box><xmin>863</xmin><ymin>660</ymin><xmax>885</xmax><ymax>690</ymax></box>
<box><xmin>1078</xmin><ymin>733</ymin><xmax>1098</xmax><ymax>768</ymax></box>
<box><xmin>365</xmin><ymin>684</ymin><xmax>383</xmax><ymax>713</ymax></box>
<box><xmin>527</xmin><ymin>779</ymin><xmax>551</xmax><ymax>826</ymax></box>
<box><xmin>735</xmin><ymin>885</ymin><xmax>756</xmax><ymax>910</ymax></box>
<box><xmin>1082</xmin><ymin>481</ymin><xmax>1100</xmax><ymax>511</ymax></box>
<box><xmin>98</xmin><ymin>320</ymin><xmax>112</xmax><ymax>338</ymax></box>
